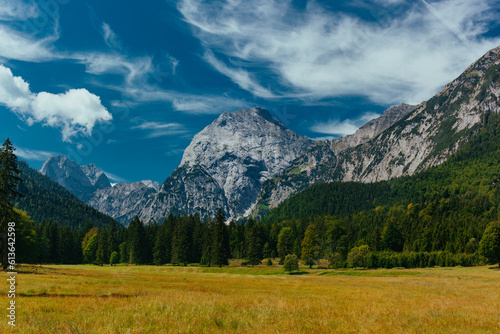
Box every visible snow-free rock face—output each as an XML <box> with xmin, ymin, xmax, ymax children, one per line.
<box><xmin>330</xmin><ymin>103</ymin><xmax>416</xmax><ymax>153</ymax></box>
<box><xmin>139</xmin><ymin>107</ymin><xmax>314</xmax><ymax>221</ymax></box>
<box><xmin>254</xmin><ymin>45</ymin><xmax>500</xmax><ymax>217</ymax></box>
<box><xmin>41</xmin><ymin>155</ymin><xmax>159</xmax><ymax>225</ymax></box>
<box><xmin>87</xmin><ymin>181</ymin><xmax>159</xmax><ymax>225</ymax></box>
<box><xmin>81</xmin><ymin>163</ymin><xmax>111</xmax><ymax>190</ymax></box>
<box><xmin>41</xmin><ymin>155</ymin><xmax>97</xmax><ymax>200</ymax></box>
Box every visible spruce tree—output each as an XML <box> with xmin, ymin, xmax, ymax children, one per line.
<box><xmin>245</xmin><ymin>218</ymin><xmax>263</xmax><ymax>266</ymax></box>
<box><xmin>107</xmin><ymin>219</ymin><xmax>118</xmax><ymax>259</ymax></box>
<box><xmin>0</xmin><ymin>138</ymin><xmax>22</xmax><ymax>270</ymax></box>
<box><xmin>171</xmin><ymin>214</ymin><xmax>189</xmax><ymax>265</ymax></box>
<box><xmin>95</xmin><ymin>227</ymin><xmax>108</xmax><ymax>265</ymax></box>
<box><xmin>200</xmin><ymin>219</ymin><xmax>213</xmax><ymax>266</ymax></box>
<box><xmin>153</xmin><ymin>223</ymin><xmax>168</xmax><ymax>265</ymax></box>
<box><xmin>211</xmin><ymin>209</ymin><xmax>230</xmax><ymax>267</ymax></box>
<box><xmin>128</xmin><ymin>216</ymin><xmax>147</xmax><ymax>264</ymax></box>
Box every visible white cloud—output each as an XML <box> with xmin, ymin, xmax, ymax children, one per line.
<box><xmin>203</xmin><ymin>50</ymin><xmax>274</xmax><ymax>98</ymax></box>
<box><xmin>102</xmin><ymin>23</ymin><xmax>121</xmax><ymax>50</ymax></box>
<box><xmin>100</xmin><ymin>170</ymin><xmax>128</xmax><ymax>183</ymax></box>
<box><xmin>0</xmin><ymin>24</ymin><xmax>58</xmax><ymax>62</ymax></box>
<box><xmin>179</xmin><ymin>0</ymin><xmax>500</xmax><ymax>105</ymax></box>
<box><xmin>132</xmin><ymin>120</ymin><xmax>188</xmax><ymax>138</ymax></box>
<box><xmin>15</xmin><ymin>147</ymin><xmax>57</xmax><ymax>161</ymax></box>
<box><xmin>0</xmin><ymin>0</ymin><xmax>39</xmax><ymax>21</ymax></box>
<box><xmin>311</xmin><ymin>112</ymin><xmax>380</xmax><ymax>137</ymax></box>
<box><xmin>0</xmin><ymin>65</ymin><xmax>112</xmax><ymax>141</ymax></box>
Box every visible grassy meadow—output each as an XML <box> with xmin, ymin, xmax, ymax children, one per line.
<box><xmin>2</xmin><ymin>263</ymin><xmax>499</xmax><ymax>333</ymax></box>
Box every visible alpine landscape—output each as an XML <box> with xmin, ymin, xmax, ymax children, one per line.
<box><xmin>0</xmin><ymin>0</ymin><xmax>499</xmax><ymax>333</ymax></box>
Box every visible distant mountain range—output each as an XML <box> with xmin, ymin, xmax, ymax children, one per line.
<box><xmin>14</xmin><ymin>160</ymin><xmax>113</xmax><ymax>228</ymax></box>
<box><xmin>36</xmin><ymin>45</ymin><xmax>500</xmax><ymax>225</ymax></box>
<box><xmin>40</xmin><ymin>155</ymin><xmax>159</xmax><ymax>225</ymax></box>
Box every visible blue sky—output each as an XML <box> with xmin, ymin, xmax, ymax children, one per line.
<box><xmin>0</xmin><ymin>0</ymin><xmax>499</xmax><ymax>184</ymax></box>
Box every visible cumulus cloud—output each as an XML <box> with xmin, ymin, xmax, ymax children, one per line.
<box><xmin>311</xmin><ymin>112</ymin><xmax>380</xmax><ymax>137</ymax></box>
<box><xmin>179</xmin><ymin>0</ymin><xmax>500</xmax><ymax>105</ymax></box>
<box><xmin>0</xmin><ymin>65</ymin><xmax>112</xmax><ymax>141</ymax></box>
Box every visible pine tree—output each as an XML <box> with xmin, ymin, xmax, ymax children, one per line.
<box><xmin>211</xmin><ymin>209</ymin><xmax>230</xmax><ymax>267</ymax></box>
<box><xmin>171</xmin><ymin>214</ymin><xmax>189</xmax><ymax>265</ymax></box>
<box><xmin>0</xmin><ymin>138</ymin><xmax>22</xmax><ymax>270</ymax></box>
<box><xmin>245</xmin><ymin>218</ymin><xmax>263</xmax><ymax>266</ymax></box>
<box><xmin>95</xmin><ymin>227</ymin><xmax>108</xmax><ymax>265</ymax></box>
<box><xmin>200</xmin><ymin>219</ymin><xmax>213</xmax><ymax>266</ymax></box>
<box><xmin>107</xmin><ymin>219</ymin><xmax>118</xmax><ymax>259</ymax></box>
<box><xmin>128</xmin><ymin>216</ymin><xmax>147</xmax><ymax>264</ymax></box>
<box><xmin>153</xmin><ymin>223</ymin><xmax>168</xmax><ymax>265</ymax></box>
<box><xmin>383</xmin><ymin>218</ymin><xmax>404</xmax><ymax>252</ymax></box>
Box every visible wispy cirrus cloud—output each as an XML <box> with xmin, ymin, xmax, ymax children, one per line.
<box><xmin>0</xmin><ymin>0</ymin><xmax>39</xmax><ymax>21</ymax></box>
<box><xmin>132</xmin><ymin>120</ymin><xmax>189</xmax><ymax>138</ymax></box>
<box><xmin>15</xmin><ymin>147</ymin><xmax>57</xmax><ymax>161</ymax></box>
<box><xmin>179</xmin><ymin>0</ymin><xmax>500</xmax><ymax>105</ymax></box>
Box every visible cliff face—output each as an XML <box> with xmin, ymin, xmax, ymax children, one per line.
<box><xmin>254</xmin><ymin>46</ymin><xmax>500</xmax><ymax>217</ymax></box>
<box><xmin>139</xmin><ymin>107</ymin><xmax>314</xmax><ymax>221</ymax></box>
<box><xmin>40</xmin><ymin>155</ymin><xmax>159</xmax><ymax>225</ymax></box>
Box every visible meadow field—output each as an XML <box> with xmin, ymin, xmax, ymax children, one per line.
<box><xmin>2</xmin><ymin>263</ymin><xmax>499</xmax><ymax>333</ymax></box>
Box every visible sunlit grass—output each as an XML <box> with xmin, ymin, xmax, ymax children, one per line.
<box><xmin>2</xmin><ymin>264</ymin><xmax>499</xmax><ymax>333</ymax></box>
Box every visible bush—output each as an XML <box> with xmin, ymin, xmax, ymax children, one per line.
<box><xmin>283</xmin><ymin>254</ymin><xmax>299</xmax><ymax>273</ymax></box>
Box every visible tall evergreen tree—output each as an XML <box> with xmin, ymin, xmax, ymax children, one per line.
<box><xmin>0</xmin><ymin>138</ymin><xmax>22</xmax><ymax>270</ymax></box>
<box><xmin>107</xmin><ymin>219</ymin><xmax>118</xmax><ymax>259</ymax></box>
<box><xmin>95</xmin><ymin>227</ymin><xmax>108</xmax><ymax>265</ymax></box>
<box><xmin>382</xmin><ymin>218</ymin><xmax>404</xmax><ymax>252</ymax></box>
<box><xmin>153</xmin><ymin>223</ymin><xmax>168</xmax><ymax>265</ymax></box>
<box><xmin>171</xmin><ymin>214</ymin><xmax>189</xmax><ymax>265</ymax></box>
<box><xmin>245</xmin><ymin>218</ymin><xmax>263</xmax><ymax>266</ymax></box>
<box><xmin>211</xmin><ymin>209</ymin><xmax>230</xmax><ymax>267</ymax></box>
<box><xmin>200</xmin><ymin>218</ymin><xmax>213</xmax><ymax>266</ymax></box>
<box><xmin>128</xmin><ymin>216</ymin><xmax>148</xmax><ymax>264</ymax></box>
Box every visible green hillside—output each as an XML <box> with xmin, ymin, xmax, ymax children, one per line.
<box><xmin>261</xmin><ymin>112</ymin><xmax>500</xmax><ymax>257</ymax></box>
<box><xmin>14</xmin><ymin>160</ymin><xmax>116</xmax><ymax>228</ymax></box>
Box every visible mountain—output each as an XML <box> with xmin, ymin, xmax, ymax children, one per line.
<box><xmin>87</xmin><ymin>181</ymin><xmax>159</xmax><ymax>225</ymax></box>
<box><xmin>40</xmin><ymin>155</ymin><xmax>159</xmax><ymax>225</ymax></box>
<box><xmin>330</xmin><ymin>103</ymin><xmax>416</xmax><ymax>153</ymax></box>
<box><xmin>253</xmin><ymin>45</ymin><xmax>500</xmax><ymax>218</ymax></box>
<box><xmin>40</xmin><ymin>155</ymin><xmax>98</xmax><ymax>200</ymax></box>
<box><xmin>260</xmin><ymin>110</ymin><xmax>500</xmax><ymax>257</ymax></box>
<box><xmin>14</xmin><ymin>160</ymin><xmax>115</xmax><ymax>227</ymax></box>
<box><xmin>139</xmin><ymin>107</ymin><xmax>314</xmax><ymax>221</ymax></box>
<box><xmin>80</xmin><ymin>163</ymin><xmax>111</xmax><ymax>190</ymax></box>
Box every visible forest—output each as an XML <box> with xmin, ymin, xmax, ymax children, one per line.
<box><xmin>3</xmin><ymin>112</ymin><xmax>500</xmax><ymax>269</ymax></box>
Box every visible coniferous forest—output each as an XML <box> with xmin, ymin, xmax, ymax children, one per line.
<box><xmin>3</xmin><ymin>113</ymin><xmax>500</xmax><ymax>269</ymax></box>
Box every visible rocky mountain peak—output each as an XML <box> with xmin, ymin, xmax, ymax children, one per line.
<box><xmin>41</xmin><ymin>155</ymin><xmax>96</xmax><ymax>199</ymax></box>
<box><xmin>329</xmin><ymin>103</ymin><xmax>416</xmax><ymax>153</ymax></box>
<box><xmin>141</xmin><ymin>107</ymin><xmax>314</xmax><ymax>221</ymax></box>
<box><xmin>81</xmin><ymin>163</ymin><xmax>111</xmax><ymax>190</ymax></box>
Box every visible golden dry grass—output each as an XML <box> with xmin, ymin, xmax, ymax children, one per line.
<box><xmin>1</xmin><ymin>264</ymin><xmax>499</xmax><ymax>333</ymax></box>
